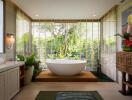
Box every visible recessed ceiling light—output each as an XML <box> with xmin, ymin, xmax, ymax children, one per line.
<box><xmin>93</xmin><ymin>14</ymin><xmax>96</xmax><ymax>17</ymax></box>
<box><xmin>35</xmin><ymin>14</ymin><xmax>39</xmax><ymax>17</ymax></box>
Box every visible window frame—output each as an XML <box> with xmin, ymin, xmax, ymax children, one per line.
<box><xmin>0</xmin><ymin>0</ymin><xmax>5</xmax><ymax>53</ymax></box>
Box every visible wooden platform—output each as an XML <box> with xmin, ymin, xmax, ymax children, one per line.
<box><xmin>35</xmin><ymin>70</ymin><xmax>97</xmax><ymax>82</ymax></box>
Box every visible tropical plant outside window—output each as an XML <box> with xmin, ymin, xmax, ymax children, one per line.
<box><xmin>32</xmin><ymin>22</ymin><xmax>100</xmax><ymax>69</ymax></box>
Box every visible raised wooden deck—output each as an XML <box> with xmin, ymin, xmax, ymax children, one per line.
<box><xmin>35</xmin><ymin>70</ymin><xmax>97</xmax><ymax>82</ymax></box>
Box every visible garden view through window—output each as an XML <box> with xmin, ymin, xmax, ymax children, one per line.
<box><xmin>16</xmin><ymin>13</ymin><xmax>116</xmax><ymax>70</ymax></box>
<box><xmin>32</xmin><ymin>22</ymin><xmax>100</xmax><ymax>69</ymax></box>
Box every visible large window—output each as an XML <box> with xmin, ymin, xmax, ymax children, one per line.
<box><xmin>101</xmin><ymin>9</ymin><xmax>116</xmax><ymax>54</ymax></box>
<box><xmin>100</xmin><ymin>7</ymin><xmax>117</xmax><ymax>80</ymax></box>
<box><xmin>32</xmin><ymin>22</ymin><xmax>100</xmax><ymax>69</ymax></box>
<box><xmin>16</xmin><ymin>10</ymin><xmax>31</xmax><ymax>55</ymax></box>
<box><xmin>0</xmin><ymin>0</ymin><xmax>4</xmax><ymax>53</ymax></box>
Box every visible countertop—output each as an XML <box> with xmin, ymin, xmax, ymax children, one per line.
<box><xmin>0</xmin><ymin>61</ymin><xmax>25</xmax><ymax>73</ymax></box>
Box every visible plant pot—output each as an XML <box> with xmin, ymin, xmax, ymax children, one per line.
<box><xmin>24</xmin><ymin>66</ymin><xmax>34</xmax><ymax>85</ymax></box>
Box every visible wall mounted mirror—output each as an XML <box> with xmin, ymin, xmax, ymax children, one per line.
<box><xmin>0</xmin><ymin>0</ymin><xmax>4</xmax><ymax>53</ymax></box>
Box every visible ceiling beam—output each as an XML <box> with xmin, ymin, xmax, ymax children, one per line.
<box><xmin>32</xmin><ymin>19</ymin><xmax>100</xmax><ymax>23</ymax></box>
<box><xmin>10</xmin><ymin>0</ymin><xmax>33</xmax><ymax>21</ymax></box>
<box><xmin>99</xmin><ymin>5</ymin><xmax>118</xmax><ymax>20</ymax></box>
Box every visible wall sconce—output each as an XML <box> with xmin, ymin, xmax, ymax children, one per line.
<box><xmin>6</xmin><ymin>33</ymin><xmax>15</xmax><ymax>49</ymax></box>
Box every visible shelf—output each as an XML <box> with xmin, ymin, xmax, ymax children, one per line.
<box><xmin>123</xmin><ymin>81</ymin><xmax>132</xmax><ymax>88</ymax></box>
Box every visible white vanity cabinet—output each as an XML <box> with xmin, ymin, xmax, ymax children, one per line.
<box><xmin>0</xmin><ymin>72</ymin><xmax>6</xmax><ymax>100</ymax></box>
<box><xmin>0</xmin><ymin>67</ymin><xmax>19</xmax><ymax>100</ymax></box>
<box><xmin>0</xmin><ymin>61</ymin><xmax>24</xmax><ymax>100</ymax></box>
<box><xmin>7</xmin><ymin>67</ymin><xmax>19</xmax><ymax>100</ymax></box>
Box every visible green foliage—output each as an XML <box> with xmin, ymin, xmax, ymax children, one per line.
<box><xmin>33</xmin><ymin>60</ymin><xmax>41</xmax><ymax>80</ymax></box>
<box><xmin>105</xmin><ymin>36</ymin><xmax>115</xmax><ymax>46</ymax></box>
<box><xmin>17</xmin><ymin>54</ymin><xmax>41</xmax><ymax>79</ymax></box>
<box><xmin>123</xmin><ymin>32</ymin><xmax>129</xmax><ymax>40</ymax></box>
<box><xmin>16</xmin><ymin>32</ymin><xmax>30</xmax><ymax>54</ymax></box>
<box><xmin>21</xmin><ymin>32</ymin><xmax>30</xmax><ymax>43</ymax></box>
<box><xmin>46</xmin><ymin>25</ymin><xmax>81</xmax><ymax>59</ymax></box>
<box><xmin>115</xmin><ymin>32</ymin><xmax>130</xmax><ymax>40</ymax></box>
<box><xmin>32</xmin><ymin>23</ymin><xmax>100</xmax><ymax>67</ymax></box>
<box><xmin>25</xmin><ymin>54</ymin><xmax>35</xmax><ymax>67</ymax></box>
<box><xmin>16</xmin><ymin>55</ymin><xmax>25</xmax><ymax>61</ymax></box>
<box><xmin>16</xmin><ymin>54</ymin><xmax>36</xmax><ymax>70</ymax></box>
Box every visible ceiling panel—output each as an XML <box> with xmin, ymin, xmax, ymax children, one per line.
<box><xmin>11</xmin><ymin>0</ymin><xmax>122</xmax><ymax>19</ymax></box>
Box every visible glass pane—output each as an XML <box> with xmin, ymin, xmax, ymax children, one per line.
<box><xmin>16</xmin><ymin>11</ymin><xmax>30</xmax><ymax>55</ymax></box>
<box><xmin>32</xmin><ymin>22</ymin><xmax>100</xmax><ymax>69</ymax></box>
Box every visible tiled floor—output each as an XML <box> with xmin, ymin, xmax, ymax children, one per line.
<box><xmin>13</xmin><ymin>82</ymin><xmax>132</xmax><ymax>100</ymax></box>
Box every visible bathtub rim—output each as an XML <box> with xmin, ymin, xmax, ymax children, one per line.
<box><xmin>46</xmin><ymin>59</ymin><xmax>86</xmax><ymax>64</ymax></box>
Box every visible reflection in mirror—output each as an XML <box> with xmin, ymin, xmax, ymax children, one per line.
<box><xmin>0</xmin><ymin>0</ymin><xmax>4</xmax><ymax>53</ymax></box>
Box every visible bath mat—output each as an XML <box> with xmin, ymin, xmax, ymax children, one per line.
<box><xmin>35</xmin><ymin>91</ymin><xmax>103</xmax><ymax>100</ymax></box>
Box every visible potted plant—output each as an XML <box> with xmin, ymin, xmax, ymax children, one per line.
<box><xmin>115</xmin><ymin>32</ymin><xmax>132</xmax><ymax>52</ymax></box>
<box><xmin>16</xmin><ymin>54</ymin><xmax>35</xmax><ymax>85</ymax></box>
<box><xmin>32</xmin><ymin>60</ymin><xmax>42</xmax><ymax>81</ymax></box>
<box><xmin>24</xmin><ymin>54</ymin><xmax>35</xmax><ymax>84</ymax></box>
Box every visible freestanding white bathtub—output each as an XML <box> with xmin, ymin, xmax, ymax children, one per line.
<box><xmin>46</xmin><ymin>59</ymin><xmax>86</xmax><ymax>76</ymax></box>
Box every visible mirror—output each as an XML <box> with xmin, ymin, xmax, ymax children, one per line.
<box><xmin>0</xmin><ymin>0</ymin><xmax>4</xmax><ymax>53</ymax></box>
